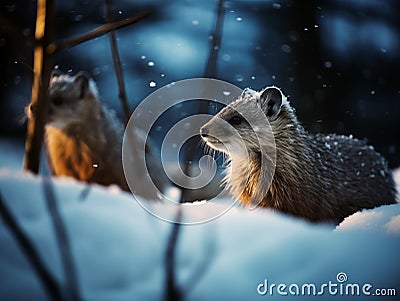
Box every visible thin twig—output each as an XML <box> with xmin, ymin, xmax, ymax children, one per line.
<box><xmin>0</xmin><ymin>192</ymin><xmax>64</xmax><ymax>301</ymax></box>
<box><xmin>164</xmin><ymin>2</ymin><xmax>226</xmax><ymax>301</ymax></box>
<box><xmin>183</xmin><ymin>228</ymin><xmax>217</xmax><ymax>293</ymax></box>
<box><xmin>42</xmin><ymin>176</ymin><xmax>82</xmax><ymax>301</ymax></box>
<box><xmin>105</xmin><ymin>0</ymin><xmax>131</xmax><ymax>125</ymax></box>
<box><xmin>164</xmin><ymin>209</ymin><xmax>183</xmax><ymax>301</ymax></box>
<box><xmin>24</xmin><ymin>7</ymin><xmax>150</xmax><ymax>173</ymax></box>
<box><xmin>204</xmin><ymin>0</ymin><xmax>225</xmax><ymax>78</ymax></box>
<box><xmin>52</xmin><ymin>11</ymin><xmax>150</xmax><ymax>54</ymax></box>
<box><xmin>180</xmin><ymin>0</ymin><xmax>225</xmax><ymax>202</ymax></box>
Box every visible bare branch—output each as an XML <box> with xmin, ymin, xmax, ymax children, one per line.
<box><xmin>24</xmin><ymin>6</ymin><xmax>149</xmax><ymax>173</ymax></box>
<box><xmin>182</xmin><ymin>228</ymin><xmax>217</xmax><ymax>294</ymax></box>
<box><xmin>52</xmin><ymin>11</ymin><xmax>150</xmax><ymax>54</ymax></box>
<box><xmin>164</xmin><ymin>3</ymin><xmax>226</xmax><ymax>300</ymax></box>
<box><xmin>105</xmin><ymin>0</ymin><xmax>131</xmax><ymax>125</ymax></box>
<box><xmin>42</xmin><ymin>176</ymin><xmax>82</xmax><ymax>301</ymax></box>
<box><xmin>0</xmin><ymin>192</ymin><xmax>64</xmax><ymax>301</ymax></box>
<box><xmin>24</xmin><ymin>0</ymin><xmax>55</xmax><ymax>173</ymax></box>
<box><xmin>204</xmin><ymin>0</ymin><xmax>225</xmax><ymax>78</ymax></box>
<box><xmin>164</xmin><ymin>209</ymin><xmax>183</xmax><ymax>301</ymax></box>
<box><xmin>180</xmin><ymin>0</ymin><xmax>225</xmax><ymax>202</ymax></box>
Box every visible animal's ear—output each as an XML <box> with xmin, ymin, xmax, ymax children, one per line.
<box><xmin>258</xmin><ymin>87</ymin><xmax>283</xmax><ymax>118</ymax></box>
<box><xmin>240</xmin><ymin>87</ymin><xmax>256</xmax><ymax>99</ymax></box>
<box><xmin>74</xmin><ymin>72</ymin><xmax>90</xmax><ymax>99</ymax></box>
<box><xmin>240</xmin><ymin>87</ymin><xmax>250</xmax><ymax>98</ymax></box>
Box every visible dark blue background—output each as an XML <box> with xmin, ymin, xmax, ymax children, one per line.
<box><xmin>1</xmin><ymin>0</ymin><xmax>399</xmax><ymax>167</ymax></box>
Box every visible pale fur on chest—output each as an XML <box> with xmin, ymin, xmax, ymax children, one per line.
<box><xmin>224</xmin><ymin>152</ymin><xmax>264</xmax><ymax>206</ymax></box>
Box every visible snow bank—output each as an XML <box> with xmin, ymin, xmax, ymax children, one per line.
<box><xmin>336</xmin><ymin>204</ymin><xmax>400</xmax><ymax>235</ymax></box>
<box><xmin>1</xmin><ymin>170</ymin><xmax>399</xmax><ymax>301</ymax></box>
<box><xmin>336</xmin><ymin>168</ymin><xmax>400</xmax><ymax>235</ymax></box>
<box><xmin>0</xmin><ymin>170</ymin><xmax>168</xmax><ymax>301</ymax></box>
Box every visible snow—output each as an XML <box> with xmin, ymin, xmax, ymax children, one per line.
<box><xmin>0</xmin><ymin>171</ymin><xmax>167</xmax><ymax>301</ymax></box>
<box><xmin>336</xmin><ymin>204</ymin><xmax>400</xmax><ymax>234</ymax></box>
<box><xmin>0</xmin><ymin>138</ymin><xmax>399</xmax><ymax>300</ymax></box>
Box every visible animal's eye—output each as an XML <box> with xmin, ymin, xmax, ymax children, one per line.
<box><xmin>52</xmin><ymin>97</ymin><xmax>63</xmax><ymax>106</ymax></box>
<box><xmin>230</xmin><ymin>115</ymin><xmax>242</xmax><ymax>125</ymax></box>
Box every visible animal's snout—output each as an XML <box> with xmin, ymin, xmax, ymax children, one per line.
<box><xmin>200</xmin><ymin>127</ymin><xmax>209</xmax><ymax>138</ymax></box>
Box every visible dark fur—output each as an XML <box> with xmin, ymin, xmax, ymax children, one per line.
<box><xmin>27</xmin><ymin>71</ymin><xmax>168</xmax><ymax>198</ymax></box>
<box><xmin>201</xmin><ymin>87</ymin><xmax>397</xmax><ymax>223</ymax></box>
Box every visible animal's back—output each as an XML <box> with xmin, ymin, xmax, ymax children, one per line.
<box><xmin>303</xmin><ymin>134</ymin><xmax>396</xmax><ymax>221</ymax></box>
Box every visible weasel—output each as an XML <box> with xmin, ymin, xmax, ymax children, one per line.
<box><xmin>200</xmin><ymin>86</ymin><xmax>397</xmax><ymax>223</ymax></box>
<box><xmin>27</xmin><ymin>70</ymin><xmax>167</xmax><ymax>198</ymax></box>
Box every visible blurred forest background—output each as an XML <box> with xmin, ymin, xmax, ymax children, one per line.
<box><xmin>1</xmin><ymin>0</ymin><xmax>399</xmax><ymax>168</ymax></box>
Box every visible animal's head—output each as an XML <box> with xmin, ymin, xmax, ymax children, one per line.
<box><xmin>200</xmin><ymin>86</ymin><xmax>286</xmax><ymax>157</ymax></box>
<box><xmin>27</xmin><ymin>70</ymin><xmax>99</xmax><ymax>129</ymax></box>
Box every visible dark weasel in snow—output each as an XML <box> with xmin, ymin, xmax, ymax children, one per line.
<box><xmin>27</xmin><ymin>70</ymin><xmax>168</xmax><ymax>198</ymax></box>
<box><xmin>201</xmin><ymin>86</ymin><xmax>397</xmax><ymax>223</ymax></box>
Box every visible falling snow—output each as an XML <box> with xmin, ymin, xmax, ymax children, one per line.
<box><xmin>325</xmin><ymin>142</ymin><xmax>331</xmax><ymax>150</ymax></box>
<box><xmin>272</xmin><ymin>3</ymin><xmax>281</xmax><ymax>9</ymax></box>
